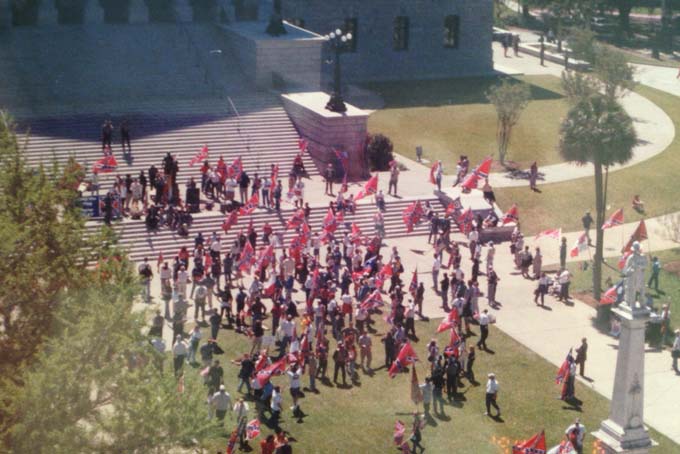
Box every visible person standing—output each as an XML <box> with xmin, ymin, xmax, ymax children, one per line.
<box><xmin>120</xmin><ymin>119</ymin><xmax>131</xmax><ymax>153</ymax></box>
<box><xmin>529</xmin><ymin>161</ymin><xmax>539</xmax><ymax>191</ymax></box>
<box><xmin>359</xmin><ymin>331</ymin><xmax>372</xmax><ymax>372</ymax></box>
<box><xmin>535</xmin><ymin>272</ymin><xmax>549</xmax><ymax>307</ymax></box>
<box><xmin>435</xmin><ymin>160</ymin><xmax>443</xmax><ymax>191</ymax></box>
<box><xmin>287</xmin><ymin>364</ymin><xmax>303</xmax><ymax>417</ymax></box>
<box><xmin>672</xmin><ymin>329</ymin><xmax>680</xmax><ymax>374</ymax></box>
<box><xmin>233</xmin><ymin>398</ymin><xmax>250</xmax><ymax>450</ymax></box>
<box><xmin>420</xmin><ymin>377</ymin><xmax>433</xmax><ymax>418</ymax></box>
<box><xmin>565</xmin><ymin>418</ymin><xmax>586</xmax><ymax>454</ymax></box>
<box><xmin>388</xmin><ymin>163</ymin><xmax>400</xmax><ymax>196</ymax></box>
<box><xmin>324</xmin><ymin>163</ymin><xmax>335</xmax><ymax>196</ymax></box>
<box><xmin>138</xmin><ymin>257</ymin><xmax>153</xmax><ymax>303</ymax></box>
<box><xmin>477</xmin><ymin>309</ymin><xmax>491</xmax><ymax>351</ymax></box>
<box><xmin>445</xmin><ymin>356</ymin><xmax>460</xmax><ymax>401</ymax></box>
<box><xmin>432</xmin><ymin>254</ymin><xmax>441</xmax><ymax>292</ymax></box>
<box><xmin>558</xmin><ymin>269</ymin><xmax>571</xmax><ymax>302</ymax></box>
<box><xmin>560</xmin><ymin>237</ymin><xmax>568</xmax><ymax>270</ymax></box>
<box><xmin>431</xmin><ymin>363</ymin><xmax>445</xmax><ymax>415</ymax></box>
<box><xmin>270</xmin><ymin>386</ymin><xmax>282</xmax><ymax>427</ymax></box>
<box><xmin>487</xmin><ymin>268</ymin><xmax>499</xmax><ymax>306</ymax></box>
<box><xmin>484</xmin><ymin>373</ymin><xmax>500</xmax><ymax>417</ymax></box>
<box><xmin>101</xmin><ymin>119</ymin><xmax>113</xmax><ymax>150</ymax></box>
<box><xmin>532</xmin><ymin>247</ymin><xmax>542</xmax><ymax>279</ymax></box>
<box><xmin>575</xmin><ymin>338</ymin><xmax>588</xmax><ymax>377</ymax></box>
<box><xmin>582</xmin><ymin>211</ymin><xmax>594</xmax><ymax>246</ymax></box>
<box><xmin>648</xmin><ymin>256</ymin><xmax>661</xmax><ymax>292</ymax></box>
<box><xmin>172</xmin><ymin>335</ymin><xmax>188</xmax><ymax>378</ymax></box>
<box><xmin>410</xmin><ymin>412</ymin><xmax>424</xmax><ymax>454</ymax></box>
<box><xmin>333</xmin><ymin>344</ymin><xmax>347</xmax><ymax>386</ymax></box>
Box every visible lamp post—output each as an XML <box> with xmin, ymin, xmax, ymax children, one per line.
<box><xmin>324</xmin><ymin>28</ymin><xmax>353</xmax><ymax>114</ymax></box>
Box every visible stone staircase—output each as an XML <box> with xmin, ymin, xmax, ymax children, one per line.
<box><xmin>87</xmin><ymin>197</ymin><xmax>449</xmax><ymax>263</ymax></box>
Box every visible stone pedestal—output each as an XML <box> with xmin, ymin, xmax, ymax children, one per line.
<box><xmin>129</xmin><ymin>0</ymin><xmax>149</xmax><ymax>24</ymax></box>
<box><xmin>38</xmin><ymin>0</ymin><xmax>59</xmax><ymax>25</ymax></box>
<box><xmin>281</xmin><ymin>91</ymin><xmax>368</xmax><ymax>180</ymax></box>
<box><xmin>84</xmin><ymin>0</ymin><xmax>105</xmax><ymax>24</ymax></box>
<box><xmin>174</xmin><ymin>0</ymin><xmax>193</xmax><ymax>22</ymax></box>
<box><xmin>0</xmin><ymin>0</ymin><xmax>11</xmax><ymax>29</ymax></box>
<box><xmin>593</xmin><ymin>303</ymin><xmax>656</xmax><ymax>454</ymax></box>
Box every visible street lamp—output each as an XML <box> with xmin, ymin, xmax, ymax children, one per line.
<box><xmin>324</xmin><ymin>28</ymin><xmax>353</xmax><ymax>113</ymax></box>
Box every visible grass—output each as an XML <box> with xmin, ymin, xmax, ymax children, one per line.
<box><xmin>190</xmin><ymin>315</ymin><xmax>677</xmax><ymax>453</ymax></box>
<box><xmin>495</xmin><ymin>84</ymin><xmax>680</xmax><ymax>235</ymax></box>
<box><xmin>366</xmin><ymin>75</ymin><xmax>569</xmax><ymax>170</ymax></box>
<box><xmin>552</xmin><ymin>247</ymin><xmax>680</xmax><ymax>338</ymax></box>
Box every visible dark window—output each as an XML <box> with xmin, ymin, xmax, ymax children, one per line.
<box><xmin>344</xmin><ymin>18</ymin><xmax>358</xmax><ymax>52</ymax></box>
<box><xmin>393</xmin><ymin>16</ymin><xmax>409</xmax><ymax>51</ymax></box>
<box><xmin>444</xmin><ymin>15</ymin><xmax>460</xmax><ymax>48</ymax></box>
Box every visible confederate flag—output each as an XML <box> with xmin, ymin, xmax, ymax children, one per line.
<box><xmin>388</xmin><ymin>342</ymin><xmax>418</xmax><ymax>378</ymax></box>
<box><xmin>502</xmin><ymin>204</ymin><xmax>519</xmax><ymax>225</ymax></box>
<box><xmin>409</xmin><ymin>269</ymin><xmax>418</xmax><ymax>296</ymax></box>
<box><xmin>92</xmin><ymin>155</ymin><xmax>118</xmax><ymax>173</ymax></box>
<box><xmin>189</xmin><ymin>144</ymin><xmax>209</xmax><ymax>167</ymax></box>
<box><xmin>256</xmin><ymin>357</ymin><xmax>287</xmax><ymax>386</ymax></box>
<box><xmin>355</xmin><ymin>174</ymin><xmax>378</xmax><ymax>201</ymax></box>
<box><xmin>602</xmin><ymin>208</ymin><xmax>624</xmax><ymax>230</ymax></box>
<box><xmin>222</xmin><ymin>210</ymin><xmax>239</xmax><ymax>233</ymax></box>
<box><xmin>446</xmin><ymin>197</ymin><xmax>463</xmax><ymax>217</ymax></box>
<box><xmin>569</xmin><ymin>233</ymin><xmax>588</xmax><ymax>257</ymax></box>
<box><xmin>286</xmin><ymin>209</ymin><xmax>306</xmax><ymax>230</ymax></box>
<box><xmin>239</xmin><ymin>193</ymin><xmax>259</xmax><ymax>215</ymax></box>
<box><xmin>429</xmin><ymin>161</ymin><xmax>441</xmax><ymax>184</ymax></box>
<box><xmin>512</xmin><ymin>430</ymin><xmax>546</xmax><ymax>454</ymax></box>
<box><xmin>238</xmin><ymin>241</ymin><xmax>256</xmax><ymax>273</ymax></box>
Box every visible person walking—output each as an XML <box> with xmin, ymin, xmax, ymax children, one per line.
<box><xmin>388</xmin><ymin>163</ymin><xmax>400</xmax><ymax>196</ymax></box>
<box><xmin>324</xmin><ymin>163</ymin><xmax>335</xmax><ymax>196</ymax></box>
<box><xmin>535</xmin><ymin>272</ymin><xmax>549</xmax><ymax>307</ymax></box>
<box><xmin>484</xmin><ymin>373</ymin><xmax>500</xmax><ymax>417</ymax></box>
<box><xmin>560</xmin><ymin>237</ymin><xmax>568</xmax><ymax>270</ymax></box>
<box><xmin>648</xmin><ymin>256</ymin><xmax>661</xmax><ymax>292</ymax></box>
<box><xmin>172</xmin><ymin>335</ymin><xmax>188</xmax><ymax>378</ymax></box>
<box><xmin>672</xmin><ymin>329</ymin><xmax>680</xmax><ymax>374</ymax></box>
<box><xmin>487</xmin><ymin>268</ymin><xmax>499</xmax><ymax>306</ymax></box>
<box><xmin>582</xmin><ymin>211</ymin><xmax>594</xmax><ymax>246</ymax></box>
<box><xmin>529</xmin><ymin>161</ymin><xmax>539</xmax><ymax>191</ymax></box>
<box><xmin>410</xmin><ymin>412</ymin><xmax>424</xmax><ymax>454</ymax></box>
<box><xmin>420</xmin><ymin>377</ymin><xmax>433</xmax><ymax>418</ymax></box>
<box><xmin>210</xmin><ymin>385</ymin><xmax>232</xmax><ymax>423</ymax></box>
<box><xmin>477</xmin><ymin>309</ymin><xmax>491</xmax><ymax>350</ymax></box>
<box><xmin>575</xmin><ymin>338</ymin><xmax>588</xmax><ymax>377</ymax></box>
<box><xmin>431</xmin><ymin>363</ymin><xmax>445</xmax><ymax>415</ymax></box>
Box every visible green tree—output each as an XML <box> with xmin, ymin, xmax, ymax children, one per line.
<box><xmin>486</xmin><ymin>79</ymin><xmax>531</xmax><ymax>165</ymax></box>
<box><xmin>558</xmin><ymin>94</ymin><xmax>637</xmax><ymax>303</ymax></box>
<box><xmin>7</xmin><ymin>280</ymin><xmax>220</xmax><ymax>454</ymax></box>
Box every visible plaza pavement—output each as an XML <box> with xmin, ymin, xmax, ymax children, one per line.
<box><xmin>135</xmin><ymin>42</ymin><xmax>680</xmax><ymax>445</ymax></box>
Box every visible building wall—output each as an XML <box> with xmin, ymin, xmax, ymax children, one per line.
<box><xmin>281</xmin><ymin>0</ymin><xmax>493</xmax><ymax>82</ymax></box>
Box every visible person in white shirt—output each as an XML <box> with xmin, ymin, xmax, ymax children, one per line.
<box><xmin>211</xmin><ymin>385</ymin><xmax>232</xmax><ymax>421</ymax></box>
<box><xmin>484</xmin><ymin>373</ymin><xmax>500</xmax><ymax>417</ymax></box>
<box><xmin>432</xmin><ymin>254</ymin><xmax>441</xmax><ymax>292</ymax></box>
<box><xmin>287</xmin><ymin>365</ymin><xmax>303</xmax><ymax>415</ymax></box>
<box><xmin>558</xmin><ymin>269</ymin><xmax>571</xmax><ymax>302</ymax></box>
<box><xmin>270</xmin><ymin>386</ymin><xmax>283</xmax><ymax>425</ymax></box>
<box><xmin>468</xmin><ymin>229</ymin><xmax>479</xmax><ymax>258</ymax></box>
<box><xmin>477</xmin><ymin>309</ymin><xmax>491</xmax><ymax>350</ymax></box>
<box><xmin>565</xmin><ymin>418</ymin><xmax>586</xmax><ymax>453</ymax></box>
<box><xmin>172</xmin><ymin>336</ymin><xmax>188</xmax><ymax>377</ymax></box>
<box><xmin>176</xmin><ymin>266</ymin><xmax>188</xmax><ymax>299</ymax></box>
<box><xmin>233</xmin><ymin>398</ymin><xmax>250</xmax><ymax>446</ymax></box>
<box><xmin>486</xmin><ymin>241</ymin><xmax>495</xmax><ymax>273</ymax></box>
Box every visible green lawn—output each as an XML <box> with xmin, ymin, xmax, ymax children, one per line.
<box><xmin>366</xmin><ymin>75</ymin><xmax>569</xmax><ymax>170</ymax></box>
<box><xmin>552</xmin><ymin>247</ymin><xmax>680</xmax><ymax>340</ymax></box>
<box><xmin>495</xmin><ymin>84</ymin><xmax>680</xmax><ymax>235</ymax></box>
<box><xmin>190</xmin><ymin>316</ymin><xmax>677</xmax><ymax>453</ymax></box>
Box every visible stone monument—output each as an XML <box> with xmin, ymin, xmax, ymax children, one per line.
<box><xmin>593</xmin><ymin>242</ymin><xmax>656</xmax><ymax>453</ymax></box>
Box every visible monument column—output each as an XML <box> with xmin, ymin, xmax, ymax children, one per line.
<box><xmin>38</xmin><ymin>0</ymin><xmax>59</xmax><ymax>25</ymax></box>
<box><xmin>129</xmin><ymin>0</ymin><xmax>149</xmax><ymax>23</ymax></box>
<box><xmin>0</xmin><ymin>0</ymin><xmax>12</xmax><ymax>29</ymax></box>
<box><xmin>174</xmin><ymin>0</ymin><xmax>193</xmax><ymax>22</ymax></box>
<box><xmin>593</xmin><ymin>268</ymin><xmax>656</xmax><ymax>454</ymax></box>
<box><xmin>85</xmin><ymin>0</ymin><xmax>105</xmax><ymax>24</ymax></box>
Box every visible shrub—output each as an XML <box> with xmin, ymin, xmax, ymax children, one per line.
<box><xmin>366</xmin><ymin>134</ymin><xmax>394</xmax><ymax>171</ymax></box>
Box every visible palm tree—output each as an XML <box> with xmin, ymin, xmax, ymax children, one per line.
<box><xmin>559</xmin><ymin>94</ymin><xmax>637</xmax><ymax>304</ymax></box>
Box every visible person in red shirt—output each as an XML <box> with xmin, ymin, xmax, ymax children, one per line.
<box><xmin>260</xmin><ymin>434</ymin><xmax>276</xmax><ymax>454</ymax></box>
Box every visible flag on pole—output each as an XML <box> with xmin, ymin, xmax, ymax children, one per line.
<box><xmin>298</xmin><ymin>137</ymin><xmax>308</xmax><ymax>153</ymax></box>
<box><xmin>341</xmin><ymin>173</ymin><xmax>348</xmax><ymax>193</ymax></box>
<box><xmin>238</xmin><ymin>241</ymin><xmax>256</xmax><ymax>273</ymax></box>
<box><xmin>157</xmin><ymin>251</ymin><xmax>164</xmax><ymax>270</ymax></box>
<box><xmin>409</xmin><ymin>269</ymin><xmax>418</xmax><ymax>296</ymax></box>
<box><xmin>286</xmin><ymin>209</ymin><xmax>306</xmax><ymax>230</ymax></box>
<box><xmin>446</xmin><ymin>197</ymin><xmax>463</xmax><ymax>217</ymax></box>
<box><xmin>222</xmin><ymin>210</ymin><xmax>239</xmax><ymax>233</ymax></box>
<box><xmin>502</xmin><ymin>204</ymin><xmax>519</xmax><ymax>225</ymax></box>
<box><xmin>600</xmin><ymin>281</ymin><xmax>624</xmax><ymax>305</ymax></box>
<box><xmin>569</xmin><ymin>233</ymin><xmax>589</xmax><ymax>257</ymax></box>
<box><xmin>238</xmin><ymin>193</ymin><xmax>259</xmax><ymax>215</ymax></box>
<box><xmin>461</xmin><ymin>172</ymin><xmax>480</xmax><ymax>191</ymax></box>
<box><xmin>355</xmin><ymin>174</ymin><xmax>378</xmax><ymax>201</ymax></box>
<box><xmin>256</xmin><ymin>357</ymin><xmax>288</xmax><ymax>386</ymax></box>
<box><xmin>602</xmin><ymin>208</ymin><xmax>624</xmax><ymax>230</ymax></box>
<box><xmin>436</xmin><ymin>318</ymin><xmax>455</xmax><ymax>334</ymax></box>
<box><xmin>512</xmin><ymin>430</ymin><xmax>547</xmax><ymax>454</ymax></box>
<box><xmin>393</xmin><ymin>420</ymin><xmax>406</xmax><ymax>446</ymax></box>
<box><xmin>411</xmin><ymin>367</ymin><xmax>423</xmax><ymax>405</ymax></box>
<box><xmin>429</xmin><ymin>161</ymin><xmax>441</xmax><ymax>184</ymax></box>
<box><xmin>246</xmin><ymin>419</ymin><xmax>261</xmax><ymax>440</ymax></box>
<box><xmin>547</xmin><ymin>440</ymin><xmax>577</xmax><ymax>454</ymax></box>
<box><xmin>535</xmin><ymin>228</ymin><xmax>562</xmax><ymax>241</ymax></box>
<box><xmin>225</xmin><ymin>428</ymin><xmax>239</xmax><ymax>454</ymax></box>
<box><xmin>227</xmin><ymin>157</ymin><xmax>243</xmax><ymax>180</ymax></box>
<box><xmin>360</xmin><ymin>289</ymin><xmax>384</xmax><ymax>310</ymax></box>
<box><xmin>388</xmin><ymin>342</ymin><xmax>418</xmax><ymax>378</ymax></box>
<box><xmin>622</xmin><ymin>220</ymin><xmax>648</xmax><ymax>253</ymax></box>
<box><xmin>270</xmin><ymin>163</ymin><xmax>279</xmax><ymax>183</ymax></box>
<box><xmin>474</xmin><ymin>157</ymin><xmax>493</xmax><ymax>179</ymax></box>
<box><xmin>189</xmin><ymin>144</ymin><xmax>209</xmax><ymax>166</ymax></box>
<box><xmin>555</xmin><ymin>350</ymin><xmax>573</xmax><ymax>384</ymax></box>
<box><xmin>456</xmin><ymin>208</ymin><xmax>474</xmax><ymax>235</ymax></box>
<box><xmin>402</xmin><ymin>201</ymin><xmax>425</xmax><ymax>233</ymax></box>
<box><xmin>322</xmin><ymin>207</ymin><xmax>339</xmax><ymax>234</ymax></box>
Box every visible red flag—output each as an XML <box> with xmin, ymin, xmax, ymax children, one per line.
<box><xmin>411</xmin><ymin>367</ymin><xmax>423</xmax><ymax>405</ymax></box>
<box><xmin>556</xmin><ymin>354</ymin><xmax>571</xmax><ymax>384</ymax></box>
<box><xmin>550</xmin><ymin>440</ymin><xmax>576</xmax><ymax>454</ymax></box>
<box><xmin>602</xmin><ymin>208</ymin><xmax>624</xmax><ymax>230</ymax></box>
<box><xmin>254</xmin><ymin>245</ymin><xmax>275</xmax><ymax>271</ymax></box>
<box><xmin>298</xmin><ymin>137</ymin><xmax>308</xmax><ymax>153</ymax></box>
<box><xmin>350</xmin><ymin>222</ymin><xmax>363</xmax><ymax>245</ymax></box>
<box><xmin>446</xmin><ymin>328</ymin><xmax>462</xmax><ymax>357</ymax></box>
<box><xmin>456</xmin><ymin>208</ymin><xmax>474</xmax><ymax>235</ymax></box>
<box><xmin>622</xmin><ymin>220</ymin><xmax>648</xmax><ymax>253</ymax></box>
<box><xmin>246</xmin><ymin>419</ymin><xmax>261</xmax><ymax>440</ymax></box>
<box><xmin>340</xmin><ymin>174</ymin><xmax>348</xmax><ymax>194</ymax></box>
<box><xmin>270</xmin><ymin>163</ymin><xmax>279</xmax><ymax>183</ymax></box>
<box><xmin>436</xmin><ymin>319</ymin><xmax>455</xmax><ymax>334</ymax></box>
<box><xmin>448</xmin><ymin>307</ymin><xmax>461</xmax><ymax>326</ymax></box>
<box><xmin>256</xmin><ymin>357</ymin><xmax>287</xmax><ymax>386</ymax></box>
<box><xmin>409</xmin><ymin>269</ymin><xmax>418</xmax><ymax>296</ymax></box>
<box><xmin>322</xmin><ymin>208</ymin><xmax>338</xmax><ymax>233</ymax></box>
<box><xmin>618</xmin><ymin>250</ymin><xmax>632</xmax><ymax>271</ymax></box>
<box><xmin>355</xmin><ymin>174</ymin><xmax>378</xmax><ymax>201</ymax></box>
<box><xmin>92</xmin><ymin>154</ymin><xmax>118</xmax><ymax>173</ymax></box>
<box><xmin>189</xmin><ymin>144</ymin><xmax>209</xmax><ymax>167</ymax></box>
<box><xmin>254</xmin><ymin>352</ymin><xmax>269</xmax><ymax>372</ymax></box>
<box><xmin>227</xmin><ymin>157</ymin><xmax>243</xmax><ymax>180</ymax></box>
<box><xmin>222</xmin><ymin>210</ymin><xmax>239</xmax><ymax>233</ymax></box>
<box><xmin>475</xmin><ymin>157</ymin><xmax>493</xmax><ymax>179</ymax></box>
<box><xmin>156</xmin><ymin>251</ymin><xmax>164</xmax><ymax>270</ymax></box>
<box><xmin>286</xmin><ymin>209</ymin><xmax>306</xmax><ymax>230</ymax></box>
<box><xmin>239</xmin><ymin>193</ymin><xmax>259</xmax><ymax>215</ymax></box>
<box><xmin>238</xmin><ymin>241</ymin><xmax>256</xmax><ymax>273</ymax></box>
<box><xmin>226</xmin><ymin>428</ymin><xmax>239</xmax><ymax>454</ymax></box>
<box><xmin>429</xmin><ymin>161</ymin><xmax>441</xmax><ymax>184</ymax></box>
<box><xmin>569</xmin><ymin>233</ymin><xmax>588</xmax><ymax>257</ymax></box>
<box><xmin>535</xmin><ymin>228</ymin><xmax>562</xmax><ymax>241</ymax></box>
<box><xmin>446</xmin><ymin>197</ymin><xmax>463</xmax><ymax>217</ymax></box>
<box><xmin>512</xmin><ymin>430</ymin><xmax>546</xmax><ymax>454</ymax></box>
<box><xmin>600</xmin><ymin>283</ymin><xmax>621</xmax><ymax>305</ymax></box>
<box><xmin>461</xmin><ymin>172</ymin><xmax>480</xmax><ymax>191</ymax></box>
<box><xmin>402</xmin><ymin>201</ymin><xmax>424</xmax><ymax>233</ymax></box>
<box><xmin>360</xmin><ymin>289</ymin><xmax>383</xmax><ymax>310</ymax></box>
<box><xmin>393</xmin><ymin>420</ymin><xmax>406</xmax><ymax>446</ymax></box>
<box><xmin>388</xmin><ymin>342</ymin><xmax>418</xmax><ymax>378</ymax></box>
<box><xmin>501</xmin><ymin>204</ymin><xmax>519</xmax><ymax>225</ymax></box>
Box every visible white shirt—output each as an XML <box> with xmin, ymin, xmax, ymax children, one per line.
<box><xmin>160</xmin><ymin>267</ymin><xmax>172</xmax><ymax>280</ymax></box>
<box><xmin>173</xmin><ymin>341</ymin><xmax>188</xmax><ymax>356</ymax></box>
<box><xmin>281</xmin><ymin>319</ymin><xmax>295</xmax><ymax>337</ymax></box>
<box><xmin>432</xmin><ymin>257</ymin><xmax>441</xmax><ymax>272</ymax></box>
<box><xmin>479</xmin><ymin>313</ymin><xmax>489</xmax><ymax>326</ymax></box>
<box><xmin>486</xmin><ymin>378</ymin><xmax>499</xmax><ymax>394</ymax></box>
<box><xmin>566</xmin><ymin>423</ymin><xmax>586</xmax><ymax>444</ymax></box>
<box><xmin>559</xmin><ymin>270</ymin><xmax>571</xmax><ymax>284</ymax></box>
<box><xmin>468</xmin><ymin>230</ymin><xmax>479</xmax><ymax>243</ymax></box>
<box><xmin>287</xmin><ymin>370</ymin><xmax>301</xmax><ymax>388</ymax></box>
<box><xmin>211</xmin><ymin>391</ymin><xmax>232</xmax><ymax>411</ymax></box>
<box><xmin>271</xmin><ymin>390</ymin><xmax>282</xmax><ymax>411</ymax></box>
<box><xmin>673</xmin><ymin>335</ymin><xmax>680</xmax><ymax>351</ymax></box>
<box><xmin>151</xmin><ymin>338</ymin><xmax>166</xmax><ymax>354</ymax></box>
